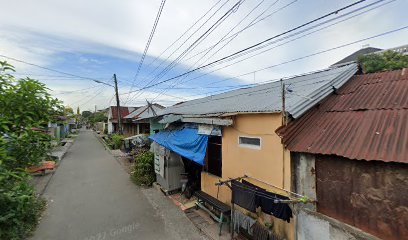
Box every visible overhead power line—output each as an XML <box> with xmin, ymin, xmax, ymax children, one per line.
<box><xmin>184</xmin><ymin>0</ymin><xmax>298</xmax><ymax>62</ymax></box>
<box><xmin>125</xmin><ymin>0</ymin><xmax>167</xmax><ymax>102</ymax></box>
<box><xmin>168</xmin><ymin>0</ymin><xmax>395</xmax><ymax>90</ymax></box>
<box><xmin>143</xmin><ymin>0</ymin><xmax>225</xmax><ymax>74</ymax></box>
<box><xmin>129</xmin><ymin>0</ymin><xmax>231</xmax><ymax>87</ymax></box>
<box><xmin>0</xmin><ymin>54</ymin><xmax>113</xmax><ymax>87</ymax></box>
<box><xmin>151</xmin><ymin>0</ymin><xmax>295</xmax><ymax>101</ymax></box>
<box><xmin>126</xmin><ymin>0</ymin><xmax>243</xmax><ymax>103</ymax></box>
<box><xmin>150</xmin><ymin>25</ymin><xmax>408</xmax><ymax>105</ymax></box>
<box><xmin>128</xmin><ymin>24</ymin><xmax>408</xmax><ymax>101</ymax></box>
<box><xmin>126</xmin><ymin>0</ymin><xmax>370</xmax><ymax>93</ymax></box>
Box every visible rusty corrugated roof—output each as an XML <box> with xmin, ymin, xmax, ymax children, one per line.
<box><xmin>277</xmin><ymin>68</ymin><xmax>408</xmax><ymax>163</ymax></box>
<box><xmin>110</xmin><ymin>106</ymin><xmax>138</xmax><ymax>120</ymax></box>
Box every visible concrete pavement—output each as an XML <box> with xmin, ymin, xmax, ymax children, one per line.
<box><xmin>32</xmin><ymin>130</ymin><xmax>205</xmax><ymax>240</ymax></box>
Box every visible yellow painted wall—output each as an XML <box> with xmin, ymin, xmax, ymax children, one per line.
<box><xmin>201</xmin><ymin>113</ymin><xmax>294</xmax><ymax>240</ymax></box>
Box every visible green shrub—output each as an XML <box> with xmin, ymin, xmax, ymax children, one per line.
<box><xmin>0</xmin><ymin>169</ymin><xmax>45</xmax><ymax>240</ymax></box>
<box><xmin>130</xmin><ymin>151</ymin><xmax>156</xmax><ymax>186</ymax></box>
<box><xmin>111</xmin><ymin>134</ymin><xmax>124</xmax><ymax>149</ymax></box>
<box><xmin>358</xmin><ymin>50</ymin><xmax>408</xmax><ymax>73</ymax></box>
<box><xmin>0</xmin><ymin>61</ymin><xmax>59</xmax><ymax>239</ymax></box>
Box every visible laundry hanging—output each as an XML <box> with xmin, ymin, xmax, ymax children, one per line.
<box><xmin>233</xmin><ymin>211</ymin><xmax>256</xmax><ymax>235</ymax></box>
<box><xmin>230</xmin><ymin>179</ymin><xmax>293</xmax><ymax>222</ymax></box>
<box><xmin>242</xmin><ymin>180</ymin><xmax>293</xmax><ymax>223</ymax></box>
<box><xmin>231</xmin><ymin>180</ymin><xmax>257</xmax><ymax>212</ymax></box>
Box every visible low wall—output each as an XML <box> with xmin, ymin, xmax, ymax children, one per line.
<box><xmin>297</xmin><ymin>209</ymin><xmax>379</xmax><ymax>240</ymax></box>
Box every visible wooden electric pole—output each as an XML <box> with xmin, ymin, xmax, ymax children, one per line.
<box><xmin>113</xmin><ymin>74</ymin><xmax>123</xmax><ymax>134</ymax></box>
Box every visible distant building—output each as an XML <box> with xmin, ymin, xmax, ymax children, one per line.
<box><xmin>107</xmin><ymin>106</ymin><xmax>138</xmax><ymax>134</ymax></box>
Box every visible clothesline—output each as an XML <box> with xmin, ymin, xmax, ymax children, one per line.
<box><xmin>245</xmin><ymin>175</ymin><xmax>305</xmax><ymax>199</ymax></box>
<box><xmin>216</xmin><ymin>175</ymin><xmax>315</xmax><ymax>203</ymax></box>
<box><xmin>231</xmin><ymin>181</ymin><xmax>301</xmax><ymax>204</ymax></box>
<box><xmin>215</xmin><ymin>176</ymin><xmax>247</xmax><ymax>186</ymax></box>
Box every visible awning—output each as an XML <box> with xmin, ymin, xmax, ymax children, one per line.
<box><xmin>149</xmin><ymin>127</ymin><xmax>208</xmax><ymax>166</ymax></box>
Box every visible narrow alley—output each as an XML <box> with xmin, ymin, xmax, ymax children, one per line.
<box><xmin>31</xmin><ymin>130</ymin><xmax>205</xmax><ymax>240</ymax></box>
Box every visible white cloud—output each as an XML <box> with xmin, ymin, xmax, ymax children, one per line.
<box><xmin>0</xmin><ymin>0</ymin><xmax>407</xmax><ymax>110</ymax></box>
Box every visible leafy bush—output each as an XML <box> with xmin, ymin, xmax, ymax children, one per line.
<box><xmin>130</xmin><ymin>151</ymin><xmax>156</xmax><ymax>186</ymax></box>
<box><xmin>0</xmin><ymin>169</ymin><xmax>45</xmax><ymax>240</ymax></box>
<box><xmin>0</xmin><ymin>61</ymin><xmax>61</xmax><ymax>239</ymax></box>
<box><xmin>111</xmin><ymin>134</ymin><xmax>124</xmax><ymax>149</ymax></box>
<box><xmin>358</xmin><ymin>50</ymin><xmax>408</xmax><ymax>73</ymax></box>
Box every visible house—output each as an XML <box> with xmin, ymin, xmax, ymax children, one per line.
<box><xmin>276</xmin><ymin>68</ymin><xmax>408</xmax><ymax>240</ymax></box>
<box><xmin>149</xmin><ymin>63</ymin><xmax>358</xmax><ymax>239</ymax></box>
<box><xmin>107</xmin><ymin>106</ymin><xmax>138</xmax><ymax>134</ymax></box>
<box><xmin>123</xmin><ymin>103</ymin><xmax>165</xmax><ymax>136</ymax></box>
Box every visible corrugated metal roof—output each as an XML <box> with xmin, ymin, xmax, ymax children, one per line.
<box><xmin>124</xmin><ymin>104</ymin><xmax>164</xmax><ymax>120</ymax></box>
<box><xmin>158</xmin><ymin>64</ymin><xmax>358</xmax><ymax>118</ymax></box>
<box><xmin>277</xmin><ymin>68</ymin><xmax>408</xmax><ymax>163</ymax></box>
<box><xmin>110</xmin><ymin>106</ymin><xmax>137</xmax><ymax>120</ymax></box>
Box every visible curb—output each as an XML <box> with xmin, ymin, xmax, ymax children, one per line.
<box><xmin>94</xmin><ymin>132</ymin><xmax>114</xmax><ymax>155</ymax></box>
<box><xmin>36</xmin><ymin>137</ymin><xmax>75</xmax><ymax>197</ymax></box>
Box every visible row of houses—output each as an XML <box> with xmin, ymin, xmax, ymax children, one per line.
<box><xmin>105</xmin><ymin>46</ymin><xmax>407</xmax><ymax>240</ymax></box>
<box><xmin>105</xmin><ymin>103</ymin><xmax>165</xmax><ymax>136</ymax></box>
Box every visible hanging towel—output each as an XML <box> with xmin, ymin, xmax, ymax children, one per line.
<box><xmin>242</xmin><ymin>179</ymin><xmax>293</xmax><ymax>223</ymax></box>
<box><xmin>231</xmin><ymin>180</ymin><xmax>257</xmax><ymax>212</ymax></box>
<box><xmin>233</xmin><ymin>211</ymin><xmax>256</xmax><ymax>235</ymax></box>
<box><xmin>258</xmin><ymin>191</ymin><xmax>293</xmax><ymax>223</ymax></box>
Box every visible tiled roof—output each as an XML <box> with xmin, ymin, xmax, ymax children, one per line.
<box><xmin>277</xmin><ymin>68</ymin><xmax>408</xmax><ymax>163</ymax></box>
<box><xmin>158</xmin><ymin>64</ymin><xmax>358</xmax><ymax>119</ymax></box>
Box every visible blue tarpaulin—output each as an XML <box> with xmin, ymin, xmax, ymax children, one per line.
<box><xmin>149</xmin><ymin>128</ymin><xmax>208</xmax><ymax>166</ymax></box>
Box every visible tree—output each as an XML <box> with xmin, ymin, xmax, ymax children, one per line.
<box><xmin>358</xmin><ymin>50</ymin><xmax>408</xmax><ymax>73</ymax></box>
<box><xmin>0</xmin><ymin>62</ymin><xmax>63</xmax><ymax>168</ymax></box>
<box><xmin>81</xmin><ymin>110</ymin><xmax>92</xmax><ymax>118</ymax></box>
<box><xmin>63</xmin><ymin>106</ymin><xmax>74</xmax><ymax>117</ymax></box>
<box><xmin>0</xmin><ymin>61</ymin><xmax>61</xmax><ymax>239</ymax></box>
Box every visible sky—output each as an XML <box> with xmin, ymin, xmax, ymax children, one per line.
<box><xmin>0</xmin><ymin>0</ymin><xmax>407</xmax><ymax>111</ymax></box>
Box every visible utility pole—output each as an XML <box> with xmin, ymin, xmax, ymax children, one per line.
<box><xmin>113</xmin><ymin>74</ymin><xmax>123</xmax><ymax>135</ymax></box>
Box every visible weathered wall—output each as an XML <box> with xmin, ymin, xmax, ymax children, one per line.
<box><xmin>297</xmin><ymin>209</ymin><xmax>379</xmax><ymax>240</ymax></box>
<box><xmin>201</xmin><ymin>113</ymin><xmax>294</xmax><ymax>240</ymax></box>
<box><xmin>291</xmin><ymin>153</ymin><xmax>316</xmax><ymax>211</ymax></box>
<box><xmin>150</xmin><ymin>119</ymin><xmax>165</xmax><ymax>135</ymax></box>
<box><xmin>316</xmin><ymin>155</ymin><xmax>408</xmax><ymax>240</ymax></box>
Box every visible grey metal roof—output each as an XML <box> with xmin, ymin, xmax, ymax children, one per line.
<box><xmin>124</xmin><ymin>104</ymin><xmax>164</xmax><ymax>120</ymax></box>
<box><xmin>156</xmin><ymin>64</ymin><xmax>358</xmax><ymax>119</ymax></box>
<box><xmin>332</xmin><ymin>47</ymin><xmax>382</xmax><ymax>66</ymax></box>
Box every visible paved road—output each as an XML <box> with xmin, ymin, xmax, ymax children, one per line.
<box><xmin>32</xmin><ymin>130</ymin><xmax>204</xmax><ymax>240</ymax></box>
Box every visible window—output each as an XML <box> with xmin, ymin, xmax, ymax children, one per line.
<box><xmin>239</xmin><ymin>136</ymin><xmax>261</xmax><ymax>149</ymax></box>
<box><xmin>206</xmin><ymin>136</ymin><xmax>222</xmax><ymax>177</ymax></box>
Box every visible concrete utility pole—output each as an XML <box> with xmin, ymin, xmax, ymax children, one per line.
<box><xmin>113</xmin><ymin>74</ymin><xmax>123</xmax><ymax>135</ymax></box>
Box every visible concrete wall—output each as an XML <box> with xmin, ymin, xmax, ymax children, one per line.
<box><xmin>201</xmin><ymin>113</ymin><xmax>294</xmax><ymax>240</ymax></box>
<box><xmin>291</xmin><ymin>153</ymin><xmax>316</xmax><ymax>211</ymax></box>
<box><xmin>297</xmin><ymin>209</ymin><xmax>379</xmax><ymax>240</ymax></box>
<box><xmin>107</xmin><ymin>108</ymin><xmax>113</xmax><ymax>134</ymax></box>
<box><xmin>150</xmin><ymin>119</ymin><xmax>164</xmax><ymax>135</ymax></box>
